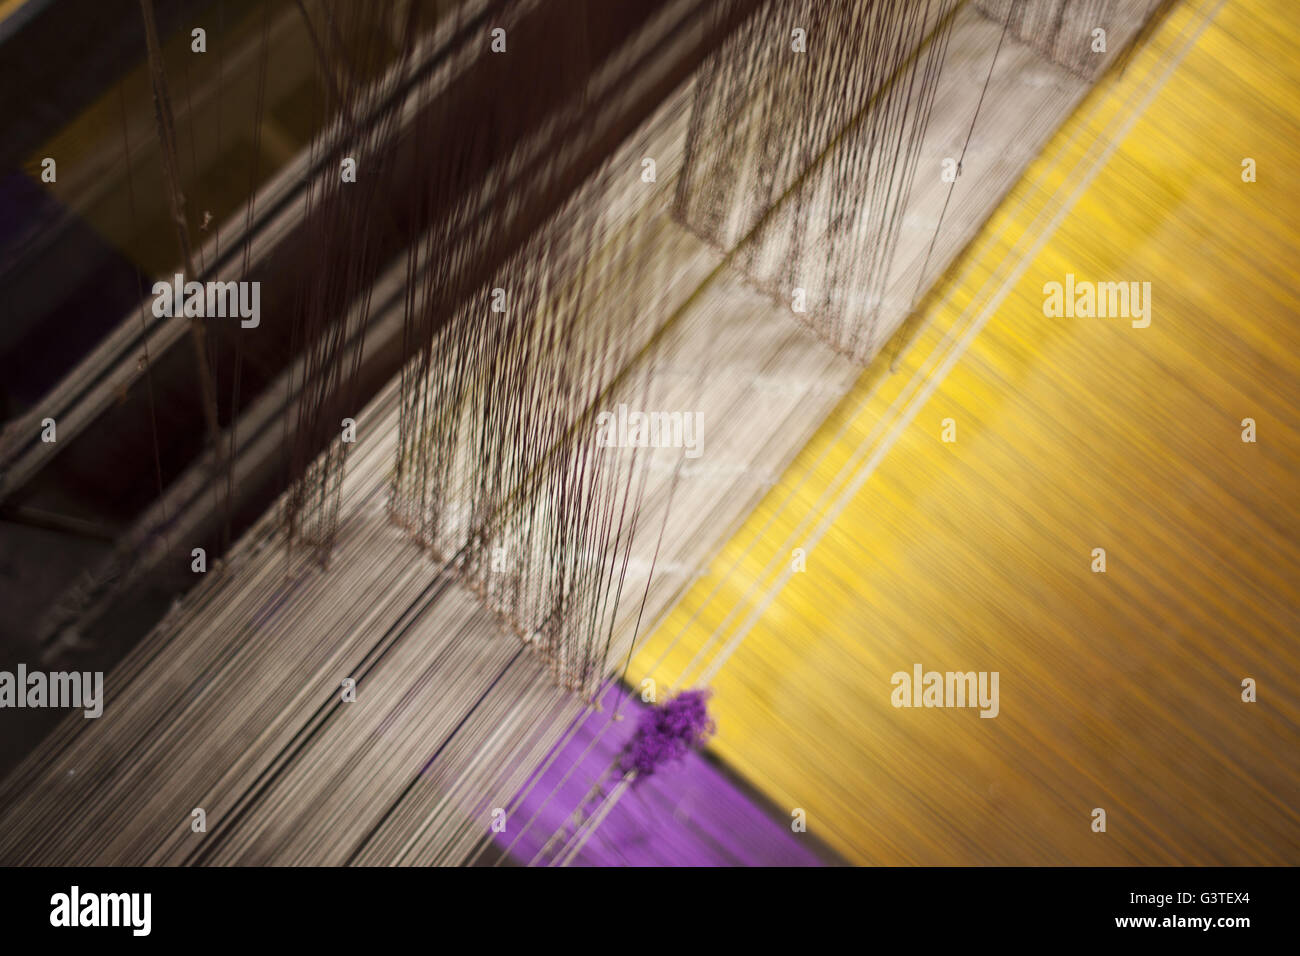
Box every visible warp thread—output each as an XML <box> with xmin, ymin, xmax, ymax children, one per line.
<box><xmin>674</xmin><ymin>0</ymin><xmax>960</xmax><ymax>364</ymax></box>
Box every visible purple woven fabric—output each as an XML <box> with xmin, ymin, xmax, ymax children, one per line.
<box><xmin>492</xmin><ymin>684</ymin><xmax>823</xmax><ymax>866</ymax></box>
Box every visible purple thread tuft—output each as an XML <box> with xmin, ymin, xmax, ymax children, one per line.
<box><xmin>621</xmin><ymin>689</ymin><xmax>715</xmax><ymax>777</ymax></box>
